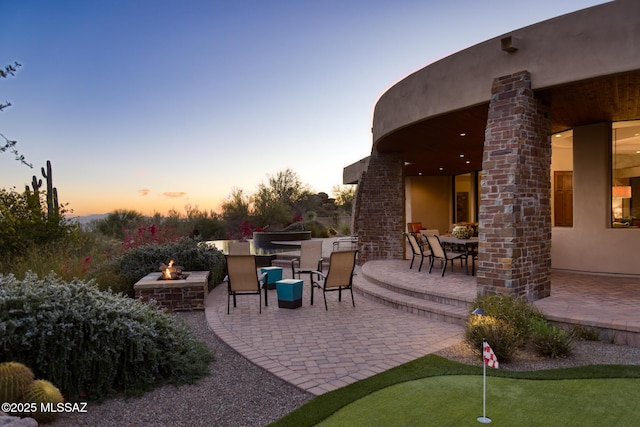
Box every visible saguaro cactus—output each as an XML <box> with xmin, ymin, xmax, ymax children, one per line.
<box><xmin>41</xmin><ymin>160</ymin><xmax>59</xmax><ymax>219</ymax></box>
<box><xmin>24</xmin><ymin>174</ymin><xmax>43</xmax><ymax>213</ymax></box>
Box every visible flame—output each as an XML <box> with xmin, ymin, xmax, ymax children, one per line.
<box><xmin>162</xmin><ymin>259</ymin><xmax>175</xmax><ymax>280</ymax></box>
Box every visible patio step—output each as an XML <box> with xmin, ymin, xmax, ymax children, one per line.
<box><xmin>353</xmin><ymin>260</ymin><xmax>475</xmax><ymax>326</ymax></box>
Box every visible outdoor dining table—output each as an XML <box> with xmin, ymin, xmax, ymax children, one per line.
<box><xmin>438</xmin><ymin>235</ymin><xmax>479</xmax><ymax>275</ymax></box>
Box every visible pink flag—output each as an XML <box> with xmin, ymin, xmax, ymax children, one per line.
<box><xmin>483</xmin><ymin>340</ymin><xmax>499</xmax><ymax>369</ymax></box>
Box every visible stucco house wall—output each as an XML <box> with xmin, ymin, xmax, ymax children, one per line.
<box><xmin>352</xmin><ymin>0</ymin><xmax>640</xmax><ymax>283</ymax></box>
<box><xmin>373</xmin><ymin>0</ymin><xmax>640</xmax><ymax>143</ymax></box>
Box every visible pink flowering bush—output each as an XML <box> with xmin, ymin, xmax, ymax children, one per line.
<box><xmin>121</xmin><ymin>224</ymin><xmax>182</xmax><ymax>251</ymax></box>
<box><xmin>225</xmin><ymin>220</ymin><xmax>264</xmax><ymax>240</ymax></box>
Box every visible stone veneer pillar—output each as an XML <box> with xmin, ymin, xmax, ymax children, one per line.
<box><xmin>478</xmin><ymin>71</ymin><xmax>552</xmax><ymax>300</ymax></box>
<box><xmin>352</xmin><ymin>150</ymin><xmax>404</xmax><ymax>264</ymax></box>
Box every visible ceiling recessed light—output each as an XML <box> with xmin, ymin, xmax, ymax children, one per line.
<box><xmin>439</xmin><ymin>167</ymin><xmax>444</xmax><ymax>171</ymax></box>
<box><xmin>459</xmin><ymin>154</ymin><xmax>465</xmax><ymax>158</ymax></box>
<box><xmin>460</xmin><ymin>133</ymin><xmax>466</xmax><ymax>137</ymax></box>
<box><xmin>466</xmin><ymin>160</ymin><xmax>471</xmax><ymax>164</ymax></box>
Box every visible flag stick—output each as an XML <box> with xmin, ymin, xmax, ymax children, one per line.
<box><xmin>477</xmin><ymin>339</ymin><xmax>492</xmax><ymax>423</ymax></box>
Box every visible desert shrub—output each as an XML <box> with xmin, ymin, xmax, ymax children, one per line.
<box><xmin>465</xmin><ymin>294</ymin><xmax>547</xmax><ymax>362</ymax></box>
<box><xmin>473</xmin><ymin>294</ymin><xmax>544</xmax><ymax>343</ymax></box>
<box><xmin>305</xmin><ymin>220</ymin><xmax>329</xmax><ymax>238</ymax></box>
<box><xmin>94</xmin><ymin>237</ymin><xmax>225</xmax><ymax>296</ymax></box>
<box><xmin>0</xmin><ymin>273</ymin><xmax>213</xmax><ymax>401</ymax></box>
<box><xmin>529</xmin><ymin>318</ymin><xmax>573</xmax><ymax>358</ymax></box>
<box><xmin>0</xmin><ymin>187</ymin><xmax>76</xmax><ymax>259</ymax></box>
<box><xmin>338</xmin><ymin>221</ymin><xmax>351</xmax><ymax>236</ymax></box>
<box><xmin>283</xmin><ymin>220</ymin><xmax>329</xmax><ymax>237</ymax></box>
<box><xmin>571</xmin><ymin>324</ymin><xmax>601</xmax><ymax>341</ymax></box>
<box><xmin>464</xmin><ymin>315</ymin><xmax>520</xmax><ymax>362</ymax></box>
<box><xmin>4</xmin><ymin>229</ymin><xmax>117</xmax><ymax>282</ymax></box>
<box><xmin>95</xmin><ymin>209</ymin><xmax>145</xmax><ymax>239</ymax></box>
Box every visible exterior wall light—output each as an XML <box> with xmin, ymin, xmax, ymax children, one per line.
<box><xmin>501</xmin><ymin>36</ymin><xmax>518</xmax><ymax>53</ymax></box>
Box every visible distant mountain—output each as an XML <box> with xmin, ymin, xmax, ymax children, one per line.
<box><xmin>70</xmin><ymin>214</ymin><xmax>108</xmax><ymax>225</ymax></box>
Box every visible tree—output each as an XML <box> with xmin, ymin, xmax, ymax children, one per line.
<box><xmin>251</xmin><ymin>169</ymin><xmax>312</xmax><ymax>227</ymax></box>
<box><xmin>220</xmin><ymin>188</ymin><xmax>254</xmax><ymax>238</ymax></box>
<box><xmin>1</xmin><ymin>61</ymin><xmax>31</xmax><ymax>168</ymax></box>
<box><xmin>333</xmin><ymin>184</ymin><xmax>356</xmax><ymax>213</ymax></box>
<box><xmin>220</xmin><ymin>188</ymin><xmax>251</xmax><ymax>224</ymax></box>
<box><xmin>96</xmin><ymin>209</ymin><xmax>144</xmax><ymax>239</ymax></box>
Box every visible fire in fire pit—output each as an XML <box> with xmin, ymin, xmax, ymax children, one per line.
<box><xmin>159</xmin><ymin>260</ymin><xmax>190</xmax><ymax>280</ymax></box>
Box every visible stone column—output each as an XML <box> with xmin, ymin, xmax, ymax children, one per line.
<box><xmin>352</xmin><ymin>150</ymin><xmax>404</xmax><ymax>264</ymax></box>
<box><xmin>478</xmin><ymin>71</ymin><xmax>552</xmax><ymax>300</ymax></box>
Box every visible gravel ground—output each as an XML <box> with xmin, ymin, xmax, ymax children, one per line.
<box><xmin>50</xmin><ymin>312</ymin><xmax>313</xmax><ymax>427</ymax></box>
<box><xmin>434</xmin><ymin>339</ymin><xmax>640</xmax><ymax>371</ymax></box>
<box><xmin>49</xmin><ymin>312</ymin><xmax>640</xmax><ymax>427</ymax></box>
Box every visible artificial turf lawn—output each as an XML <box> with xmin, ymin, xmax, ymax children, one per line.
<box><xmin>317</xmin><ymin>376</ymin><xmax>640</xmax><ymax>426</ymax></box>
<box><xmin>269</xmin><ymin>355</ymin><xmax>640</xmax><ymax>427</ymax></box>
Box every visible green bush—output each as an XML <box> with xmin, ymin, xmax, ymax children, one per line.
<box><xmin>529</xmin><ymin>318</ymin><xmax>573</xmax><ymax>358</ymax></box>
<box><xmin>0</xmin><ymin>187</ymin><xmax>75</xmax><ymax>259</ymax></box>
<box><xmin>465</xmin><ymin>294</ymin><xmax>547</xmax><ymax>362</ymax></box>
<box><xmin>338</xmin><ymin>222</ymin><xmax>351</xmax><ymax>236</ymax></box>
<box><xmin>464</xmin><ymin>315</ymin><xmax>520</xmax><ymax>362</ymax></box>
<box><xmin>571</xmin><ymin>324</ymin><xmax>601</xmax><ymax>341</ymax></box>
<box><xmin>95</xmin><ymin>237</ymin><xmax>225</xmax><ymax>296</ymax></box>
<box><xmin>473</xmin><ymin>294</ymin><xmax>544</xmax><ymax>343</ymax></box>
<box><xmin>4</xmin><ymin>230</ymin><xmax>117</xmax><ymax>283</ymax></box>
<box><xmin>0</xmin><ymin>273</ymin><xmax>213</xmax><ymax>401</ymax></box>
<box><xmin>305</xmin><ymin>220</ymin><xmax>329</xmax><ymax>238</ymax></box>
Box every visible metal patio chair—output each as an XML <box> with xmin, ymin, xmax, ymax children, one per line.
<box><xmin>225</xmin><ymin>255</ymin><xmax>267</xmax><ymax>314</ymax></box>
<box><xmin>310</xmin><ymin>250</ymin><xmax>357</xmax><ymax>310</ymax></box>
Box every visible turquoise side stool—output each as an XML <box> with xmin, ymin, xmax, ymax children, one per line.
<box><xmin>260</xmin><ymin>266</ymin><xmax>283</xmax><ymax>290</ymax></box>
<box><xmin>275</xmin><ymin>279</ymin><xmax>303</xmax><ymax>309</ymax></box>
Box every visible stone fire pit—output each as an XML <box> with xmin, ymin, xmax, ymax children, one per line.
<box><xmin>134</xmin><ymin>271</ymin><xmax>210</xmax><ymax>312</ymax></box>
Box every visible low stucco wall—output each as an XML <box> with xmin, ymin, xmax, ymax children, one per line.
<box><xmin>552</xmin><ymin>227</ymin><xmax>640</xmax><ymax>275</ymax></box>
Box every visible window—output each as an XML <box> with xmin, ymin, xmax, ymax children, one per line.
<box><xmin>454</xmin><ymin>173</ymin><xmax>471</xmax><ymax>223</ymax></box>
<box><xmin>612</xmin><ymin>121</ymin><xmax>640</xmax><ymax>228</ymax></box>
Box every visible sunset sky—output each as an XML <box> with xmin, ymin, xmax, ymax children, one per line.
<box><xmin>1</xmin><ymin>0</ymin><xmax>606</xmax><ymax>217</ymax></box>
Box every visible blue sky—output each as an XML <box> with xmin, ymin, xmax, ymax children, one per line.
<box><xmin>0</xmin><ymin>0</ymin><xmax>607</xmax><ymax>216</ymax></box>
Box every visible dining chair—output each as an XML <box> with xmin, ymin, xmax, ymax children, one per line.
<box><xmin>420</xmin><ymin>228</ymin><xmax>439</xmax><ymax>249</ymax></box>
<box><xmin>291</xmin><ymin>240</ymin><xmax>323</xmax><ymax>283</ymax></box>
<box><xmin>224</xmin><ymin>255</ymin><xmax>267</xmax><ymax>314</ymax></box>
<box><xmin>310</xmin><ymin>250</ymin><xmax>357</xmax><ymax>310</ymax></box>
<box><xmin>424</xmin><ymin>234</ymin><xmax>466</xmax><ymax>277</ymax></box>
<box><xmin>407</xmin><ymin>222</ymin><xmax>423</xmax><ymax>233</ymax></box>
<box><xmin>405</xmin><ymin>232</ymin><xmax>429</xmax><ymax>271</ymax></box>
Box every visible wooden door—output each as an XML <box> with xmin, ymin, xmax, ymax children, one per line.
<box><xmin>554</xmin><ymin>171</ymin><xmax>573</xmax><ymax>227</ymax></box>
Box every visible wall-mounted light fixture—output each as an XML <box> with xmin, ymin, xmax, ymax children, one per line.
<box><xmin>501</xmin><ymin>36</ymin><xmax>518</xmax><ymax>53</ymax></box>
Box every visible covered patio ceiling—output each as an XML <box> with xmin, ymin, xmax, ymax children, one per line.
<box><xmin>376</xmin><ymin>70</ymin><xmax>640</xmax><ymax>177</ymax></box>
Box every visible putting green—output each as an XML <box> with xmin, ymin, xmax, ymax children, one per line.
<box><xmin>317</xmin><ymin>376</ymin><xmax>640</xmax><ymax>426</ymax></box>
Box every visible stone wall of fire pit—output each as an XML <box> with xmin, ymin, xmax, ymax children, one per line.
<box><xmin>134</xmin><ymin>271</ymin><xmax>210</xmax><ymax>312</ymax></box>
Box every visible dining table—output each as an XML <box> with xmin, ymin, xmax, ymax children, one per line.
<box><xmin>437</xmin><ymin>235</ymin><xmax>479</xmax><ymax>275</ymax></box>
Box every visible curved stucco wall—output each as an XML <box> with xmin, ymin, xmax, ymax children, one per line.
<box><xmin>373</xmin><ymin>0</ymin><xmax>640</xmax><ymax>144</ymax></box>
